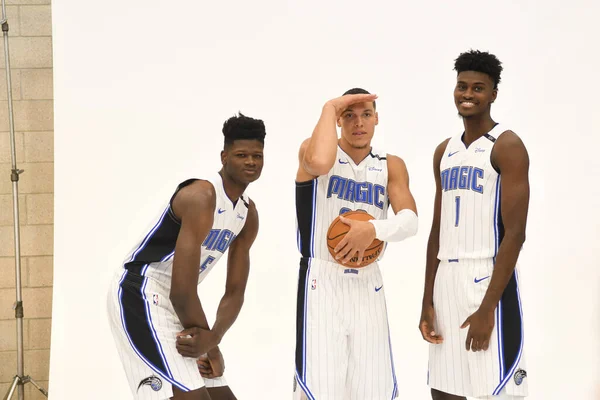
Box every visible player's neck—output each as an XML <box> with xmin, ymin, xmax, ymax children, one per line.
<box><xmin>338</xmin><ymin>139</ymin><xmax>371</xmax><ymax>165</ymax></box>
<box><xmin>218</xmin><ymin>170</ymin><xmax>247</xmax><ymax>204</ymax></box>
<box><xmin>462</xmin><ymin>114</ymin><xmax>496</xmax><ymax>147</ymax></box>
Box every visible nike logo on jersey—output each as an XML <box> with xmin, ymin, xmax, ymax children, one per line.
<box><xmin>375</xmin><ymin>285</ymin><xmax>383</xmax><ymax>292</ymax></box>
<box><xmin>448</xmin><ymin>151</ymin><xmax>459</xmax><ymax>157</ymax></box>
<box><xmin>339</xmin><ymin>159</ymin><xmax>349</xmax><ymax>164</ymax></box>
<box><xmin>474</xmin><ymin>276</ymin><xmax>490</xmax><ymax>283</ymax></box>
<box><xmin>217</xmin><ymin>208</ymin><xmax>226</xmax><ymax>214</ymax></box>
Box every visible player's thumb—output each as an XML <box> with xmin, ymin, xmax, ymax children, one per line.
<box><xmin>177</xmin><ymin>327</ymin><xmax>197</xmax><ymax>337</ymax></box>
<box><xmin>460</xmin><ymin>318</ymin><xmax>470</xmax><ymax>329</ymax></box>
<box><xmin>339</xmin><ymin>216</ymin><xmax>352</xmax><ymax>226</ymax></box>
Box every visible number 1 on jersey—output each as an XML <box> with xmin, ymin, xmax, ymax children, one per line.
<box><xmin>455</xmin><ymin>196</ymin><xmax>460</xmax><ymax>227</ymax></box>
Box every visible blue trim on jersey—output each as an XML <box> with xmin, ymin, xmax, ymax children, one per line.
<box><xmin>388</xmin><ymin>329</ymin><xmax>398</xmax><ymax>399</ymax></box>
<box><xmin>493</xmin><ymin>271</ymin><xmax>525</xmax><ymax>395</ymax></box>
<box><xmin>496</xmin><ymin>298</ymin><xmax>505</xmax><ymax>383</ymax></box>
<box><xmin>141</xmin><ymin>275</ymin><xmax>174</xmax><ymax>379</ymax></box>
<box><xmin>303</xmin><ymin>258</ymin><xmax>311</xmax><ymax>380</ymax></box>
<box><xmin>117</xmin><ymin>271</ymin><xmax>191</xmax><ymax>392</ymax></box>
<box><xmin>296</xmin><ymin>227</ymin><xmax>301</xmax><ymax>253</ymax></box>
<box><xmin>128</xmin><ymin>207</ymin><xmax>170</xmax><ymax>263</ymax></box>
<box><xmin>294</xmin><ymin>371</ymin><xmax>316</xmax><ymax>400</ymax></box>
<box><xmin>493</xmin><ymin>177</ymin><xmax>501</xmax><ymax>256</ymax></box>
<box><xmin>310</xmin><ymin>180</ymin><xmax>317</xmax><ymax>257</ymax></box>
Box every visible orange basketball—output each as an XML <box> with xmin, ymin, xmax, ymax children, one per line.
<box><xmin>326</xmin><ymin>210</ymin><xmax>384</xmax><ymax>268</ymax></box>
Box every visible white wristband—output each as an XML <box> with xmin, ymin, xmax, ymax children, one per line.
<box><xmin>369</xmin><ymin>209</ymin><xmax>418</xmax><ymax>242</ymax></box>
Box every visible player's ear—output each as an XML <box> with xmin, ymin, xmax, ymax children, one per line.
<box><xmin>375</xmin><ymin>111</ymin><xmax>379</xmax><ymax>126</ymax></box>
<box><xmin>491</xmin><ymin>88</ymin><xmax>498</xmax><ymax>104</ymax></box>
<box><xmin>337</xmin><ymin>117</ymin><xmax>342</xmax><ymax>128</ymax></box>
<box><xmin>221</xmin><ymin>150</ymin><xmax>227</xmax><ymax>165</ymax></box>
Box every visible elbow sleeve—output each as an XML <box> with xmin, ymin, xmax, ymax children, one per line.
<box><xmin>369</xmin><ymin>209</ymin><xmax>418</xmax><ymax>242</ymax></box>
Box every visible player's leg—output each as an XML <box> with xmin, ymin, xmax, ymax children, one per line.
<box><xmin>430</xmin><ymin>389</ymin><xmax>466</xmax><ymax>400</ymax></box>
<box><xmin>205</xmin><ymin>376</ymin><xmax>236</xmax><ymax>400</ymax></box>
<box><xmin>427</xmin><ymin>261</ymin><xmax>472</xmax><ymax>397</ymax></box>
<box><xmin>206</xmin><ymin>386</ymin><xmax>236</xmax><ymax>400</ymax></box>
<box><xmin>464</xmin><ymin>261</ymin><xmax>528</xmax><ymax>398</ymax></box>
<box><xmin>347</xmin><ymin>265</ymin><xmax>397</xmax><ymax>400</ymax></box>
<box><xmin>294</xmin><ymin>258</ymin><xmax>348</xmax><ymax>399</ymax></box>
<box><xmin>477</xmin><ymin>386</ymin><xmax>525</xmax><ymax>400</ymax></box>
<box><xmin>171</xmin><ymin>386</ymin><xmax>212</xmax><ymax>399</ymax></box>
<box><xmin>107</xmin><ymin>270</ymin><xmax>206</xmax><ymax>399</ymax></box>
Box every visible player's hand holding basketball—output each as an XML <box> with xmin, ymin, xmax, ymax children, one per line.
<box><xmin>197</xmin><ymin>347</ymin><xmax>225</xmax><ymax>378</ymax></box>
<box><xmin>326</xmin><ymin>93</ymin><xmax>378</xmax><ymax>117</ymax></box>
<box><xmin>175</xmin><ymin>327</ymin><xmax>220</xmax><ymax>358</ymax></box>
<box><xmin>419</xmin><ymin>304</ymin><xmax>443</xmax><ymax>344</ymax></box>
<box><xmin>461</xmin><ymin>307</ymin><xmax>495</xmax><ymax>352</ymax></box>
<box><xmin>334</xmin><ymin>215</ymin><xmax>377</xmax><ymax>266</ymax></box>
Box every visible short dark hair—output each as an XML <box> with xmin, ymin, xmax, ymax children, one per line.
<box><xmin>223</xmin><ymin>113</ymin><xmax>266</xmax><ymax>148</ymax></box>
<box><xmin>342</xmin><ymin>87</ymin><xmax>376</xmax><ymax>109</ymax></box>
<box><xmin>454</xmin><ymin>50</ymin><xmax>503</xmax><ymax>89</ymax></box>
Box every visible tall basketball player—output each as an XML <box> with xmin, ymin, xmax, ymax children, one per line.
<box><xmin>107</xmin><ymin>113</ymin><xmax>266</xmax><ymax>400</ymax></box>
<box><xmin>419</xmin><ymin>50</ymin><xmax>530</xmax><ymax>400</ymax></box>
<box><xmin>294</xmin><ymin>89</ymin><xmax>419</xmax><ymax>399</ymax></box>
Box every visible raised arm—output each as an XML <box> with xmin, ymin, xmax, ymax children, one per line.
<box><xmin>296</xmin><ymin>93</ymin><xmax>378</xmax><ymax>181</ymax></box>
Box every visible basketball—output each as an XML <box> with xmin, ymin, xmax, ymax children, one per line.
<box><xmin>326</xmin><ymin>210</ymin><xmax>384</xmax><ymax>267</ymax></box>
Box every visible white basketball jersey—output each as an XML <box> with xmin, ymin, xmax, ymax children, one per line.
<box><xmin>296</xmin><ymin>146</ymin><xmax>389</xmax><ymax>263</ymax></box>
<box><xmin>438</xmin><ymin>124</ymin><xmax>508</xmax><ymax>260</ymax></box>
<box><xmin>122</xmin><ymin>172</ymin><xmax>249</xmax><ymax>285</ymax></box>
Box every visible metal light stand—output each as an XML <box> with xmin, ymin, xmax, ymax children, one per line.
<box><xmin>1</xmin><ymin>1</ymin><xmax>48</xmax><ymax>398</ymax></box>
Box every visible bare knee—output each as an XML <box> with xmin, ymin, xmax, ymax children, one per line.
<box><xmin>171</xmin><ymin>385</ymin><xmax>211</xmax><ymax>400</ymax></box>
<box><xmin>431</xmin><ymin>388</ymin><xmax>467</xmax><ymax>400</ymax></box>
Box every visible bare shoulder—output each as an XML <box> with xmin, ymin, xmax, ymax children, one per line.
<box><xmin>172</xmin><ymin>179</ymin><xmax>216</xmax><ymax>219</ymax></box>
<box><xmin>435</xmin><ymin>138</ymin><xmax>451</xmax><ymax>158</ymax></box>
<box><xmin>246</xmin><ymin>198</ymin><xmax>258</xmax><ymax>219</ymax></box>
<box><xmin>386</xmin><ymin>154</ymin><xmax>408</xmax><ymax>172</ymax></box>
<box><xmin>492</xmin><ymin>130</ymin><xmax>529</xmax><ymax>172</ymax></box>
<box><xmin>495</xmin><ymin>130</ymin><xmax>527</xmax><ymax>151</ymax></box>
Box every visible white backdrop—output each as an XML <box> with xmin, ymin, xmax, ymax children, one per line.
<box><xmin>50</xmin><ymin>0</ymin><xmax>600</xmax><ymax>399</ymax></box>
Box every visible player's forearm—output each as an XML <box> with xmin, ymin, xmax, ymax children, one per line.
<box><xmin>422</xmin><ymin>228</ymin><xmax>441</xmax><ymax>307</ymax></box>
<box><xmin>479</xmin><ymin>231</ymin><xmax>525</xmax><ymax>312</ymax></box>
<box><xmin>304</xmin><ymin>104</ymin><xmax>338</xmax><ymax>171</ymax></box>
<box><xmin>170</xmin><ymin>289</ymin><xmax>211</xmax><ymax>330</ymax></box>
<box><xmin>211</xmin><ymin>292</ymin><xmax>244</xmax><ymax>341</ymax></box>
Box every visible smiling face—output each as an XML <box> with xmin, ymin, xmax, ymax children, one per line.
<box><xmin>454</xmin><ymin>71</ymin><xmax>498</xmax><ymax>119</ymax></box>
<box><xmin>221</xmin><ymin>139</ymin><xmax>264</xmax><ymax>185</ymax></box>
<box><xmin>337</xmin><ymin>101</ymin><xmax>378</xmax><ymax>149</ymax></box>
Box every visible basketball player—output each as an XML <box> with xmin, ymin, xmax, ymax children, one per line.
<box><xmin>294</xmin><ymin>89</ymin><xmax>419</xmax><ymax>399</ymax></box>
<box><xmin>419</xmin><ymin>50</ymin><xmax>530</xmax><ymax>400</ymax></box>
<box><xmin>107</xmin><ymin>113</ymin><xmax>266</xmax><ymax>400</ymax></box>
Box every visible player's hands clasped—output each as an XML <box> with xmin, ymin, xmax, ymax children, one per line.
<box><xmin>419</xmin><ymin>304</ymin><xmax>444</xmax><ymax>344</ymax></box>
<box><xmin>461</xmin><ymin>307</ymin><xmax>495</xmax><ymax>352</ymax></box>
<box><xmin>334</xmin><ymin>216</ymin><xmax>377</xmax><ymax>266</ymax></box>
<box><xmin>197</xmin><ymin>347</ymin><xmax>225</xmax><ymax>379</ymax></box>
<box><xmin>325</xmin><ymin>93</ymin><xmax>378</xmax><ymax>117</ymax></box>
<box><xmin>176</xmin><ymin>327</ymin><xmax>220</xmax><ymax>358</ymax></box>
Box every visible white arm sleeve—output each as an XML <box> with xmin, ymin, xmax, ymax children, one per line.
<box><xmin>369</xmin><ymin>209</ymin><xmax>418</xmax><ymax>242</ymax></box>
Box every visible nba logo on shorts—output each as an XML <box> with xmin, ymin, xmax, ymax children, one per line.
<box><xmin>311</xmin><ymin>279</ymin><xmax>317</xmax><ymax>290</ymax></box>
<box><xmin>152</xmin><ymin>294</ymin><xmax>159</xmax><ymax>306</ymax></box>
